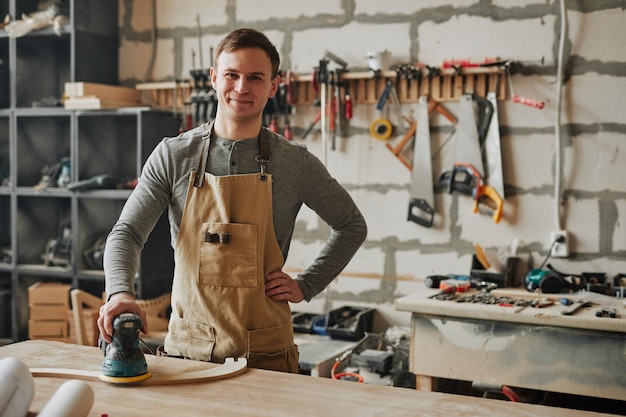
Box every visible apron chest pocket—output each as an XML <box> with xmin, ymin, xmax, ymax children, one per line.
<box><xmin>199</xmin><ymin>222</ymin><xmax>258</xmax><ymax>287</ymax></box>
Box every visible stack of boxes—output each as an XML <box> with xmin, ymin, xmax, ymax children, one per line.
<box><xmin>28</xmin><ymin>282</ymin><xmax>71</xmax><ymax>342</ymax></box>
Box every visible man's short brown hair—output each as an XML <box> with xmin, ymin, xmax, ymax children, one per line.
<box><xmin>214</xmin><ymin>28</ymin><xmax>280</xmax><ymax>78</ymax></box>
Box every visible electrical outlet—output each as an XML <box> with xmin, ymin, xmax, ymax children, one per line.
<box><xmin>551</xmin><ymin>230</ymin><xmax>569</xmax><ymax>258</ymax></box>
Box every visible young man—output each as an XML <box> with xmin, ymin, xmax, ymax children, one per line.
<box><xmin>97</xmin><ymin>28</ymin><xmax>367</xmax><ymax>373</ymax></box>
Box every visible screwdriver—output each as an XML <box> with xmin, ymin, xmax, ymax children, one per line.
<box><xmin>302</xmin><ymin>112</ymin><xmax>321</xmax><ymax>139</ymax></box>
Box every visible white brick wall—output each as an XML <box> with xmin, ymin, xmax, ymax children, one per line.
<box><xmin>417</xmin><ymin>15</ymin><xmax>556</xmax><ymax>66</ymax></box>
<box><xmin>118</xmin><ymin>0</ymin><xmax>626</xmax><ymax>324</ymax></box>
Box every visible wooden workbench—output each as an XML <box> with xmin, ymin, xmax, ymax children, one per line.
<box><xmin>394</xmin><ymin>288</ymin><xmax>626</xmax><ymax>401</ymax></box>
<box><xmin>0</xmin><ymin>340</ymin><xmax>617</xmax><ymax>416</ymax></box>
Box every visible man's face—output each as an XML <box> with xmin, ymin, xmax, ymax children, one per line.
<box><xmin>210</xmin><ymin>47</ymin><xmax>278</xmax><ymax>124</ymax></box>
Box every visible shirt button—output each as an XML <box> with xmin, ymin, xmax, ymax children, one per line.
<box><xmin>231</xmin><ymin>161</ymin><xmax>236</xmax><ymax>165</ymax></box>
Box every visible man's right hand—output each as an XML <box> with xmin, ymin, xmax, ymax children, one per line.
<box><xmin>97</xmin><ymin>292</ymin><xmax>148</xmax><ymax>343</ymax></box>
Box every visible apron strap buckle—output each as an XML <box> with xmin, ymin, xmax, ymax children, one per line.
<box><xmin>255</xmin><ymin>155</ymin><xmax>271</xmax><ymax>181</ymax></box>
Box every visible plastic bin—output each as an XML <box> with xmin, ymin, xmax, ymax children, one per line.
<box><xmin>326</xmin><ymin>306</ymin><xmax>375</xmax><ymax>341</ymax></box>
<box><xmin>292</xmin><ymin>312</ymin><xmax>325</xmax><ymax>334</ymax></box>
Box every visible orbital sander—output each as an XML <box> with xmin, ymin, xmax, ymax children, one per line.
<box><xmin>99</xmin><ymin>313</ymin><xmax>151</xmax><ymax>383</ymax></box>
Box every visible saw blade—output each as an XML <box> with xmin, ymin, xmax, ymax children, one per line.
<box><xmin>407</xmin><ymin>96</ymin><xmax>435</xmax><ymax>227</ymax></box>
<box><xmin>484</xmin><ymin>92</ymin><xmax>504</xmax><ymax>198</ymax></box>
<box><xmin>454</xmin><ymin>94</ymin><xmax>484</xmax><ymax>177</ymax></box>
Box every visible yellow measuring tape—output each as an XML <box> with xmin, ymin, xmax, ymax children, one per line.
<box><xmin>369</xmin><ymin>118</ymin><xmax>393</xmax><ymax>140</ymax></box>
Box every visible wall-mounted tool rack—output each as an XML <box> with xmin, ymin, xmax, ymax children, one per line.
<box><xmin>134</xmin><ymin>66</ymin><xmax>506</xmax><ymax>112</ymax></box>
<box><xmin>290</xmin><ymin>66</ymin><xmax>507</xmax><ymax>106</ymax></box>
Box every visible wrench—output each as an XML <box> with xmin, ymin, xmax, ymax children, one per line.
<box><xmin>561</xmin><ymin>300</ymin><xmax>593</xmax><ymax>316</ymax></box>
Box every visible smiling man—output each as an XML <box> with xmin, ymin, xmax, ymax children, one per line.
<box><xmin>97</xmin><ymin>28</ymin><xmax>367</xmax><ymax>373</ymax></box>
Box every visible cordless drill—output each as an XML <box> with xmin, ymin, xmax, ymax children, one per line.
<box><xmin>99</xmin><ymin>313</ymin><xmax>151</xmax><ymax>383</ymax></box>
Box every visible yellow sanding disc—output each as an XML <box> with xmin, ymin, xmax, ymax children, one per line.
<box><xmin>99</xmin><ymin>371</ymin><xmax>152</xmax><ymax>384</ymax></box>
<box><xmin>369</xmin><ymin>118</ymin><xmax>393</xmax><ymax>140</ymax></box>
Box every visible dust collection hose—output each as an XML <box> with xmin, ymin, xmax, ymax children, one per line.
<box><xmin>331</xmin><ymin>350</ymin><xmax>364</xmax><ymax>383</ymax></box>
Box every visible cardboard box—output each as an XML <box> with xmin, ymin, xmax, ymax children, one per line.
<box><xmin>28</xmin><ymin>282</ymin><xmax>71</xmax><ymax>342</ymax></box>
<box><xmin>28</xmin><ymin>282</ymin><xmax>71</xmax><ymax>307</ymax></box>
<box><xmin>30</xmin><ymin>305</ymin><xmax>68</xmax><ymax>321</ymax></box>
<box><xmin>28</xmin><ymin>319</ymin><xmax>68</xmax><ymax>340</ymax></box>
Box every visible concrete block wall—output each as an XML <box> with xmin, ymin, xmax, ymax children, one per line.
<box><xmin>119</xmin><ymin>0</ymin><xmax>626</xmax><ymax>327</ymax></box>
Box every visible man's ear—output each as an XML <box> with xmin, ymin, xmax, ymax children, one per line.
<box><xmin>210</xmin><ymin>67</ymin><xmax>217</xmax><ymax>90</ymax></box>
<box><xmin>269</xmin><ymin>76</ymin><xmax>280</xmax><ymax>98</ymax></box>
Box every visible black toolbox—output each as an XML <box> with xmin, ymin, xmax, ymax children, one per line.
<box><xmin>326</xmin><ymin>306</ymin><xmax>375</xmax><ymax>341</ymax></box>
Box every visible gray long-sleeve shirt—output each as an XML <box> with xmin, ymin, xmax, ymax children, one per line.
<box><xmin>104</xmin><ymin>123</ymin><xmax>367</xmax><ymax>301</ymax></box>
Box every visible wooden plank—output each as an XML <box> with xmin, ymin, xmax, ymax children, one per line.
<box><xmin>64</xmin><ymin>82</ymin><xmax>142</xmax><ymax>104</ymax></box>
<box><xmin>1</xmin><ymin>340</ymin><xmax>615</xmax><ymax>417</ymax></box>
<box><xmin>64</xmin><ymin>96</ymin><xmax>146</xmax><ymax>110</ymax></box>
<box><xmin>31</xmin><ymin>357</ymin><xmax>247</xmax><ymax>386</ymax></box>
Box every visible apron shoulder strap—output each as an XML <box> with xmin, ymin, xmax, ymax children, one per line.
<box><xmin>193</xmin><ymin>123</ymin><xmax>271</xmax><ymax>187</ymax></box>
<box><xmin>193</xmin><ymin>123</ymin><xmax>213</xmax><ymax>188</ymax></box>
<box><xmin>256</xmin><ymin>128</ymin><xmax>271</xmax><ymax>181</ymax></box>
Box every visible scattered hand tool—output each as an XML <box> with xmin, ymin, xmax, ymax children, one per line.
<box><xmin>343</xmin><ymin>82</ymin><xmax>353</xmax><ymax>120</ymax></box>
<box><xmin>407</xmin><ymin>96</ymin><xmax>435</xmax><ymax>227</ymax></box>
<box><xmin>561</xmin><ymin>300</ymin><xmax>593</xmax><ymax>316</ymax></box>
<box><xmin>531</xmin><ymin>298</ymin><xmax>555</xmax><ymax>308</ymax></box>
<box><xmin>384</xmin><ymin>118</ymin><xmax>415</xmax><ymax>171</ymax></box>
<box><xmin>505</xmin><ymin>61</ymin><xmax>545</xmax><ymax>109</ymax></box>
<box><xmin>514</xmin><ymin>300</ymin><xmax>531</xmax><ymax>313</ymax></box>
<box><xmin>302</xmin><ymin>111</ymin><xmax>321</xmax><ymax>140</ymax></box>
<box><xmin>428</xmin><ymin>284</ymin><xmax>457</xmax><ymax>300</ymax></box>
<box><xmin>282</xmin><ymin>70</ymin><xmax>294</xmax><ymax>140</ymax></box>
<box><xmin>330</xmin><ymin>72</ymin><xmax>338</xmax><ymax>150</ymax></box>
<box><xmin>595</xmin><ymin>307</ymin><xmax>617</xmax><ymax>318</ymax></box>
<box><xmin>318</xmin><ymin>58</ymin><xmax>329</xmax><ymax>164</ymax></box>
<box><xmin>370</xmin><ymin>79</ymin><xmax>404</xmax><ymax>141</ymax></box>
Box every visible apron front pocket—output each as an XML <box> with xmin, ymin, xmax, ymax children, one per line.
<box><xmin>165</xmin><ymin>312</ymin><xmax>216</xmax><ymax>362</ymax></box>
<box><xmin>247</xmin><ymin>322</ymin><xmax>299</xmax><ymax>373</ymax></box>
<box><xmin>199</xmin><ymin>222</ymin><xmax>258</xmax><ymax>287</ymax></box>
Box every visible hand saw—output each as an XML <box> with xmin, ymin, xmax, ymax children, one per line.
<box><xmin>454</xmin><ymin>93</ymin><xmax>492</xmax><ymax>177</ymax></box>
<box><xmin>438</xmin><ymin>162</ymin><xmax>503</xmax><ymax>223</ymax></box>
<box><xmin>483</xmin><ymin>92</ymin><xmax>505</xmax><ymax>199</ymax></box>
<box><xmin>407</xmin><ymin>96</ymin><xmax>435</xmax><ymax>227</ymax></box>
<box><xmin>438</xmin><ymin>93</ymin><xmax>503</xmax><ymax>223</ymax></box>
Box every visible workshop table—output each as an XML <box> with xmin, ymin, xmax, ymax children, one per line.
<box><xmin>0</xmin><ymin>340</ymin><xmax>618</xmax><ymax>416</ymax></box>
<box><xmin>295</xmin><ymin>333</ymin><xmax>359</xmax><ymax>377</ymax></box>
<box><xmin>394</xmin><ymin>288</ymin><xmax>626</xmax><ymax>401</ymax></box>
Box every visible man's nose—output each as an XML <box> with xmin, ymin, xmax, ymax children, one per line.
<box><xmin>234</xmin><ymin>78</ymin><xmax>249</xmax><ymax>93</ymax></box>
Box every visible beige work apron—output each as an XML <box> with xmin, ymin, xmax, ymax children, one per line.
<box><xmin>163</xmin><ymin>124</ymin><xmax>298</xmax><ymax>373</ymax></box>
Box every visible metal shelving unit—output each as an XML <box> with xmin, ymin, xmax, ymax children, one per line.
<box><xmin>0</xmin><ymin>0</ymin><xmax>177</xmax><ymax>341</ymax></box>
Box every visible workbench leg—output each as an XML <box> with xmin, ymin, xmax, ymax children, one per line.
<box><xmin>415</xmin><ymin>374</ymin><xmax>434</xmax><ymax>391</ymax></box>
